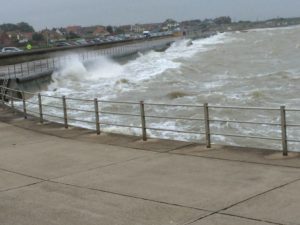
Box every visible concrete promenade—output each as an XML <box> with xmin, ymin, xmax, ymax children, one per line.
<box><xmin>1</xmin><ymin>105</ymin><xmax>300</xmax><ymax>225</ymax></box>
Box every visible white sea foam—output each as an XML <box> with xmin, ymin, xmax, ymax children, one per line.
<box><xmin>45</xmin><ymin>33</ymin><xmax>230</xmax><ymax>100</ymax></box>
<box><xmin>24</xmin><ymin>27</ymin><xmax>300</xmax><ymax>151</ymax></box>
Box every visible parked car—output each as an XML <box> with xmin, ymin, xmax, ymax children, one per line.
<box><xmin>75</xmin><ymin>39</ymin><xmax>88</xmax><ymax>45</ymax></box>
<box><xmin>1</xmin><ymin>47</ymin><xmax>23</xmax><ymax>53</ymax></box>
<box><xmin>54</xmin><ymin>42</ymin><xmax>72</xmax><ymax>47</ymax></box>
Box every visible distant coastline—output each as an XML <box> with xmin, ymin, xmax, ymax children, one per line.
<box><xmin>184</xmin><ymin>16</ymin><xmax>300</xmax><ymax>39</ymax></box>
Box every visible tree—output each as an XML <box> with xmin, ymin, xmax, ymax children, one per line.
<box><xmin>0</xmin><ymin>23</ymin><xmax>18</xmax><ymax>32</ymax></box>
<box><xmin>115</xmin><ymin>27</ymin><xmax>125</xmax><ymax>35</ymax></box>
<box><xmin>0</xmin><ymin>22</ymin><xmax>35</xmax><ymax>32</ymax></box>
<box><xmin>214</xmin><ymin>16</ymin><xmax>232</xmax><ymax>25</ymax></box>
<box><xmin>106</xmin><ymin>26</ymin><xmax>114</xmax><ymax>34</ymax></box>
<box><xmin>17</xmin><ymin>22</ymin><xmax>35</xmax><ymax>32</ymax></box>
<box><xmin>67</xmin><ymin>31</ymin><xmax>80</xmax><ymax>40</ymax></box>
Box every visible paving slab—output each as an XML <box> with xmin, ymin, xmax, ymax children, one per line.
<box><xmin>55</xmin><ymin>153</ymin><xmax>300</xmax><ymax>211</ymax></box>
<box><xmin>9</xmin><ymin>118</ymin><xmax>94</xmax><ymax>138</ymax></box>
<box><xmin>0</xmin><ymin>121</ymin><xmax>52</xmax><ymax>148</ymax></box>
<box><xmin>77</xmin><ymin>132</ymin><xmax>141</xmax><ymax>147</ymax></box>
<box><xmin>0</xmin><ymin>170</ymin><xmax>40</xmax><ymax>191</ymax></box>
<box><xmin>0</xmin><ymin>139</ymin><xmax>154</xmax><ymax>179</ymax></box>
<box><xmin>224</xmin><ymin>180</ymin><xmax>300</xmax><ymax>225</ymax></box>
<box><xmin>172</xmin><ymin>144</ymin><xmax>300</xmax><ymax>168</ymax></box>
<box><xmin>190</xmin><ymin>214</ymin><xmax>274</xmax><ymax>225</ymax></box>
<box><xmin>0</xmin><ymin>121</ymin><xmax>155</xmax><ymax>179</ymax></box>
<box><xmin>125</xmin><ymin>138</ymin><xmax>192</xmax><ymax>152</ymax></box>
<box><xmin>0</xmin><ymin>181</ymin><xmax>207</xmax><ymax>225</ymax></box>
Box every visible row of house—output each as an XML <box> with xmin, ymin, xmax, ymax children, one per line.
<box><xmin>0</xmin><ymin>19</ymin><xmax>181</xmax><ymax>47</ymax></box>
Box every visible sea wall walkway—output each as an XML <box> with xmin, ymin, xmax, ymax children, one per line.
<box><xmin>1</xmin><ymin>104</ymin><xmax>300</xmax><ymax>225</ymax></box>
<box><xmin>0</xmin><ymin>37</ymin><xmax>178</xmax><ymax>83</ymax></box>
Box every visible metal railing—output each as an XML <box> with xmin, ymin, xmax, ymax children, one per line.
<box><xmin>1</xmin><ymin>86</ymin><xmax>300</xmax><ymax>156</ymax></box>
<box><xmin>0</xmin><ymin>38</ymin><xmax>178</xmax><ymax>80</ymax></box>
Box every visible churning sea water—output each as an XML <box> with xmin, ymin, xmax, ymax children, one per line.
<box><xmin>29</xmin><ymin>26</ymin><xmax>300</xmax><ymax>151</ymax></box>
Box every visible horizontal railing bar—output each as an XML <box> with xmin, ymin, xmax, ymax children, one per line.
<box><xmin>100</xmin><ymin>111</ymin><xmax>140</xmax><ymax>117</ymax></box>
<box><xmin>211</xmin><ymin>132</ymin><xmax>281</xmax><ymax>141</ymax></box>
<box><xmin>210</xmin><ymin>119</ymin><xmax>281</xmax><ymax>126</ymax></box>
<box><xmin>145</xmin><ymin>102</ymin><xmax>203</xmax><ymax>108</ymax></box>
<box><xmin>287</xmin><ymin>139</ymin><xmax>300</xmax><ymax>143</ymax></box>
<box><xmin>99</xmin><ymin>100</ymin><xmax>140</xmax><ymax>105</ymax></box>
<box><xmin>146</xmin><ymin>127</ymin><xmax>204</xmax><ymax>135</ymax></box>
<box><xmin>10</xmin><ymin>96</ymin><xmax>22</xmax><ymax>101</ymax></box>
<box><xmin>286</xmin><ymin>109</ymin><xmax>300</xmax><ymax>112</ymax></box>
<box><xmin>26</xmin><ymin>101</ymin><xmax>39</xmax><ymax>105</ymax></box>
<box><xmin>100</xmin><ymin>122</ymin><xmax>141</xmax><ymax>129</ymax></box>
<box><xmin>286</xmin><ymin>124</ymin><xmax>300</xmax><ymax>127</ymax></box>
<box><xmin>1</xmin><ymin>93</ymin><xmax>16</xmax><ymax>99</ymax></box>
<box><xmin>65</xmin><ymin>97</ymin><xmax>94</xmax><ymax>102</ymax></box>
<box><xmin>20</xmin><ymin>89</ymin><xmax>36</xmax><ymax>95</ymax></box>
<box><xmin>146</xmin><ymin>114</ymin><xmax>204</xmax><ymax>121</ymax></box>
<box><xmin>39</xmin><ymin>94</ymin><xmax>62</xmax><ymax>99</ymax></box>
<box><xmin>26</xmin><ymin>109</ymin><xmax>39</xmax><ymax>114</ymax></box>
<box><xmin>42</xmin><ymin>113</ymin><xmax>64</xmax><ymax>120</ymax></box>
<box><xmin>1</xmin><ymin>93</ymin><xmax>12</xmax><ymax>98</ymax></box>
<box><xmin>209</xmin><ymin>105</ymin><xmax>279</xmax><ymax>111</ymax></box>
<box><xmin>0</xmin><ymin>86</ymin><xmax>20</xmax><ymax>93</ymax></box>
<box><xmin>66</xmin><ymin>107</ymin><xmax>94</xmax><ymax>113</ymax></box>
<box><xmin>67</xmin><ymin>118</ymin><xmax>95</xmax><ymax>124</ymax></box>
<box><xmin>42</xmin><ymin>104</ymin><xmax>64</xmax><ymax>109</ymax></box>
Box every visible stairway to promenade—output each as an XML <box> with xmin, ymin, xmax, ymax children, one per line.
<box><xmin>1</xmin><ymin>104</ymin><xmax>300</xmax><ymax>225</ymax></box>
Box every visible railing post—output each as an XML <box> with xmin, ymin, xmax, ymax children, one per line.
<box><xmin>1</xmin><ymin>87</ymin><xmax>4</xmax><ymax>104</ymax></box>
<box><xmin>280</xmin><ymin>106</ymin><xmax>288</xmax><ymax>156</ymax></box>
<box><xmin>40</xmin><ymin>60</ymin><xmax>43</xmax><ymax>72</ymax></box>
<box><xmin>204</xmin><ymin>103</ymin><xmax>211</xmax><ymax>148</ymax></box>
<box><xmin>27</xmin><ymin>62</ymin><xmax>30</xmax><ymax>76</ymax></box>
<box><xmin>13</xmin><ymin>64</ymin><xmax>16</xmax><ymax>79</ymax></box>
<box><xmin>38</xmin><ymin>93</ymin><xmax>43</xmax><ymax>124</ymax></box>
<box><xmin>94</xmin><ymin>98</ymin><xmax>100</xmax><ymax>135</ymax></box>
<box><xmin>10</xmin><ymin>91</ymin><xmax>14</xmax><ymax>110</ymax></box>
<box><xmin>62</xmin><ymin>96</ymin><xmax>68</xmax><ymax>129</ymax></box>
<box><xmin>20</xmin><ymin>63</ymin><xmax>24</xmax><ymax>77</ymax></box>
<box><xmin>140</xmin><ymin>101</ymin><xmax>147</xmax><ymax>141</ymax></box>
<box><xmin>22</xmin><ymin>91</ymin><xmax>27</xmax><ymax>119</ymax></box>
<box><xmin>46</xmin><ymin>59</ymin><xmax>49</xmax><ymax>70</ymax></box>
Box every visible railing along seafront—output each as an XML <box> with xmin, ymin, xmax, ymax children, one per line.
<box><xmin>0</xmin><ymin>38</ymin><xmax>177</xmax><ymax>80</ymax></box>
<box><xmin>1</xmin><ymin>86</ymin><xmax>300</xmax><ymax>156</ymax></box>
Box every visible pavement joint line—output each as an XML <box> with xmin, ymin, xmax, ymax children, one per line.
<box><xmin>182</xmin><ymin>207</ymin><xmax>284</xmax><ymax>225</ymax></box>
<box><xmin>0</xmin><ymin>116</ymin><xmax>155</xmax><ymax>155</ymax></box>
<box><xmin>180</xmin><ymin>212</ymin><xmax>215</xmax><ymax>225</ymax></box>
<box><xmin>48</xmin><ymin>180</ymin><xmax>213</xmax><ymax>214</ymax></box>
<box><xmin>181</xmin><ymin>178</ymin><xmax>300</xmax><ymax>225</ymax></box>
<box><xmin>170</xmin><ymin>152</ymin><xmax>300</xmax><ymax>170</ymax></box>
<box><xmin>217</xmin><ymin>212</ymin><xmax>285</xmax><ymax>225</ymax></box>
<box><xmin>219</xmin><ymin>176</ymin><xmax>300</xmax><ymax>211</ymax></box>
<box><xmin>7</xmin><ymin>119</ymin><xmax>300</xmax><ymax>171</ymax></box>
<box><xmin>164</xmin><ymin>143</ymin><xmax>197</xmax><ymax>153</ymax></box>
<box><xmin>0</xmin><ymin>167</ymin><xmax>46</xmax><ymax>181</ymax></box>
<box><xmin>3</xmin><ymin>111</ymin><xmax>300</xmax><ymax>171</ymax></box>
<box><xmin>0</xmin><ymin>180</ymin><xmax>46</xmax><ymax>193</ymax></box>
<box><xmin>2</xmin><ymin>106</ymin><xmax>300</xmax><ymax>224</ymax></box>
<box><xmin>1</xmin><ymin>108</ymin><xmax>300</xmax><ymax>171</ymax></box>
<box><xmin>50</xmin><ymin>154</ymin><xmax>155</xmax><ymax>180</ymax></box>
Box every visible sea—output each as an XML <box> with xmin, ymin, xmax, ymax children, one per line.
<box><xmin>27</xmin><ymin>25</ymin><xmax>300</xmax><ymax>151</ymax></box>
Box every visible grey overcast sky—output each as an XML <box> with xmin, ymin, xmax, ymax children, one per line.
<box><xmin>1</xmin><ymin>0</ymin><xmax>300</xmax><ymax>30</ymax></box>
